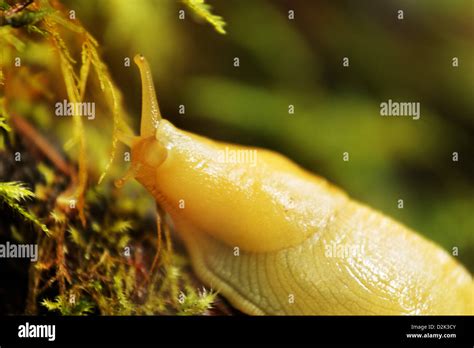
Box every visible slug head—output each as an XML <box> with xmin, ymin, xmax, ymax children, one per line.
<box><xmin>117</xmin><ymin>55</ymin><xmax>168</xmax><ymax>190</ymax></box>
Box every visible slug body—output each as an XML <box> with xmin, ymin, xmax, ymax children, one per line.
<box><xmin>129</xmin><ymin>55</ymin><xmax>473</xmax><ymax>315</ymax></box>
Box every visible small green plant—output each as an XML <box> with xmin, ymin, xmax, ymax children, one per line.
<box><xmin>183</xmin><ymin>0</ymin><xmax>227</xmax><ymax>34</ymax></box>
<box><xmin>41</xmin><ymin>295</ymin><xmax>94</xmax><ymax>316</ymax></box>
<box><xmin>0</xmin><ymin>181</ymin><xmax>49</xmax><ymax>234</ymax></box>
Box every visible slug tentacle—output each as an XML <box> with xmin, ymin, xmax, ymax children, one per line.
<box><xmin>134</xmin><ymin>54</ymin><xmax>162</xmax><ymax>137</ymax></box>
<box><xmin>116</xmin><ymin>130</ymin><xmax>138</xmax><ymax>147</ymax></box>
<box><xmin>115</xmin><ymin>163</ymin><xmax>140</xmax><ymax>188</ymax></box>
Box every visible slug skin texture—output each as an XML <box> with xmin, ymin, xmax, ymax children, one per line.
<box><xmin>131</xmin><ymin>55</ymin><xmax>473</xmax><ymax>315</ymax></box>
<box><xmin>131</xmin><ymin>120</ymin><xmax>473</xmax><ymax>315</ymax></box>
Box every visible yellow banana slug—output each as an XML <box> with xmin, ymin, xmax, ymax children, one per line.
<box><xmin>127</xmin><ymin>55</ymin><xmax>473</xmax><ymax>315</ymax></box>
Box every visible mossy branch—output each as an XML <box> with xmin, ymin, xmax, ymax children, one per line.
<box><xmin>41</xmin><ymin>295</ymin><xmax>94</xmax><ymax>316</ymax></box>
<box><xmin>0</xmin><ymin>181</ymin><xmax>50</xmax><ymax>235</ymax></box>
<box><xmin>183</xmin><ymin>0</ymin><xmax>227</xmax><ymax>34</ymax></box>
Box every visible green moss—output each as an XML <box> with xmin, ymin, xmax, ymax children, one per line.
<box><xmin>183</xmin><ymin>0</ymin><xmax>227</xmax><ymax>34</ymax></box>
<box><xmin>1</xmin><ymin>0</ymin><xmax>218</xmax><ymax>316</ymax></box>
<box><xmin>0</xmin><ymin>182</ymin><xmax>50</xmax><ymax>235</ymax></box>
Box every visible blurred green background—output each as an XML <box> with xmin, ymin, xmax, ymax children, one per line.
<box><xmin>64</xmin><ymin>0</ymin><xmax>474</xmax><ymax>271</ymax></box>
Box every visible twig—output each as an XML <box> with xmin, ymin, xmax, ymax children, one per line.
<box><xmin>11</xmin><ymin>115</ymin><xmax>75</xmax><ymax>178</ymax></box>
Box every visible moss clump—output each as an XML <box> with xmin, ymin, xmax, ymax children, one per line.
<box><xmin>0</xmin><ymin>0</ymin><xmax>221</xmax><ymax>316</ymax></box>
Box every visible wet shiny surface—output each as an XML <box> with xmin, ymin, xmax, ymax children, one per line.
<box><xmin>133</xmin><ymin>120</ymin><xmax>473</xmax><ymax>315</ymax></box>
